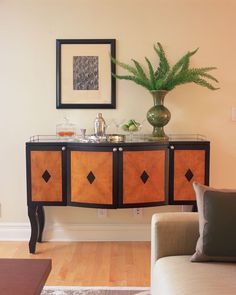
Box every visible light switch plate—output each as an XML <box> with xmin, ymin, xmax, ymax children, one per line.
<box><xmin>232</xmin><ymin>107</ymin><xmax>236</xmax><ymax>121</ymax></box>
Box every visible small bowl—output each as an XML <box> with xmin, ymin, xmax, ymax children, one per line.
<box><xmin>107</xmin><ymin>134</ymin><xmax>126</xmax><ymax>143</ymax></box>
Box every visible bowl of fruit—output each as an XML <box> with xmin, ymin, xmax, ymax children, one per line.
<box><xmin>122</xmin><ymin>119</ymin><xmax>142</xmax><ymax>141</ymax></box>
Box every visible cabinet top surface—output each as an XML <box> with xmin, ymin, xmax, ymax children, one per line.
<box><xmin>27</xmin><ymin>134</ymin><xmax>209</xmax><ymax>146</ymax></box>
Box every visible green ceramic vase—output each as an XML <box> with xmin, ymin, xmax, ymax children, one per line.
<box><xmin>146</xmin><ymin>90</ymin><xmax>171</xmax><ymax>139</ymax></box>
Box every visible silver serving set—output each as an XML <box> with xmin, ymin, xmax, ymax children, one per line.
<box><xmin>56</xmin><ymin>113</ymin><xmax>126</xmax><ymax>143</ymax></box>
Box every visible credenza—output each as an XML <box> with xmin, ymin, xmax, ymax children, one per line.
<box><xmin>26</xmin><ymin>135</ymin><xmax>210</xmax><ymax>253</ymax></box>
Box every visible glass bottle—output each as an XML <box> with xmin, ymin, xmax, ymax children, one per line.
<box><xmin>56</xmin><ymin>117</ymin><xmax>77</xmax><ymax>140</ymax></box>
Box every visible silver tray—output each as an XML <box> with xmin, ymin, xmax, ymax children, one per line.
<box><xmin>106</xmin><ymin>134</ymin><xmax>126</xmax><ymax>143</ymax></box>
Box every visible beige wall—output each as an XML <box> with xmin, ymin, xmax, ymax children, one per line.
<box><xmin>0</xmin><ymin>0</ymin><xmax>236</xmax><ymax>225</ymax></box>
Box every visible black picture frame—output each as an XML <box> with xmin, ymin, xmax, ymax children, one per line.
<box><xmin>56</xmin><ymin>39</ymin><xmax>116</xmax><ymax>109</ymax></box>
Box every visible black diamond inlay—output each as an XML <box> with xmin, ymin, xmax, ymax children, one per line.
<box><xmin>140</xmin><ymin>170</ymin><xmax>149</xmax><ymax>184</ymax></box>
<box><xmin>87</xmin><ymin>171</ymin><xmax>95</xmax><ymax>184</ymax></box>
<box><xmin>42</xmin><ymin>170</ymin><xmax>51</xmax><ymax>183</ymax></box>
<box><xmin>185</xmin><ymin>169</ymin><xmax>194</xmax><ymax>182</ymax></box>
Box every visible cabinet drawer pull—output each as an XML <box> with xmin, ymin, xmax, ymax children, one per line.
<box><xmin>170</xmin><ymin>145</ymin><xmax>174</xmax><ymax>150</ymax></box>
<box><xmin>113</xmin><ymin>148</ymin><xmax>117</xmax><ymax>152</ymax></box>
<box><xmin>118</xmin><ymin>147</ymin><xmax>123</xmax><ymax>152</ymax></box>
<box><xmin>62</xmin><ymin>146</ymin><xmax>66</xmax><ymax>151</ymax></box>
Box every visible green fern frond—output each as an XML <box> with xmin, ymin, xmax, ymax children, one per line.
<box><xmin>192</xmin><ymin>77</ymin><xmax>220</xmax><ymax>90</ymax></box>
<box><xmin>163</xmin><ymin>74</ymin><xmax>189</xmax><ymax>91</ymax></box>
<box><xmin>154</xmin><ymin>42</ymin><xmax>170</xmax><ymax>80</ymax></box>
<box><xmin>145</xmin><ymin>57</ymin><xmax>156</xmax><ymax>89</ymax></box>
<box><xmin>155</xmin><ymin>78</ymin><xmax>167</xmax><ymax>90</ymax></box>
<box><xmin>187</xmin><ymin>67</ymin><xmax>219</xmax><ymax>83</ymax></box>
<box><xmin>131</xmin><ymin>59</ymin><xmax>149</xmax><ymax>82</ymax></box>
<box><xmin>199</xmin><ymin>72</ymin><xmax>219</xmax><ymax>83</ymax></box>
<box><xmin>163</xmin><ymin>70</ymin><xmax>197</xmax><ymax>90</ymax></box>
<box><xmin>188</xmin><ymin>67</ymin><xmax>217</xmax><ymax>74</ymax></box>
<box><xmin>180</xmin><ymin>57</ymin><xmax>190</xmax><ymax>72</ymax></box>
<box><xmin>111</xmin><ymin>42</ymin><xmax>219</xmax><ymax>93</ymax></box>
<box><xmin>164</xmin><ymin>70</ymin><xmax>219</xmax><ymax>91</ymax></box>
<box><xmin>110</xmin><ymin>56</ymin><xmax>138</xmax><ymax>76</ymax></box>
<box><xmin>167</xmin><ymin>48</ymin><xmax>198</xmax><ymax>80</ymax></box>
<box><xmin>112</xmin><ymin>73</ymin><xmax>152</xmax><ymax>90</ymax></box>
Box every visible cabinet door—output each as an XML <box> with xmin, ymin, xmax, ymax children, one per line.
<box><xmin>26</xmin><ymin>145</ymin><xmax>66</xmax><ymax>204</ymax></box>
<box><xmin>121</xmin><ymin>148</ymin><xmax>167</xmax><ymax>207</ymax></box>
<box><xmin>169</xmin><ymin>143</ymin><xmax>210</xmax><ymax>204</ymax></box>
<box><xmin>69</xmin><ymin>148</ymin><xmax>116</xmax><ymax>208</ymax></box>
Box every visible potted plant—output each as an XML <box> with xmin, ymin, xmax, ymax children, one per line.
<box><xmin>111</xmin><ymin>42</ymin><xmax>219</xmax><ymax>139</ymax></box>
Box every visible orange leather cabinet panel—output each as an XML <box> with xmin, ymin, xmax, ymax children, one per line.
<box><xmin>174</xmin><ymin>149</ymin><xmax>205</xmax><ymax>201</ymax></box>
<box><xmin>123</xmin><ymin>150</ymin><xmax>166</xmax><ymax>204</ymax></box>
<box><xmin>71</xmin><ymin>151</ymin><xmax>113</xmax><ymax>204</ymax></box>
<box><xmin>31</xmin><ymin>151</ymin><xmax>62</xmax><ymax>202</ymax></box>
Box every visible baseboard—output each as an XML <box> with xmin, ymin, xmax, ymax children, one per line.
<box><xmin>43</xmin><ymin>286</ymin><xmax>150</xmax><ymax>291</ymax></box>
<box><xmin>0</xmin><ymin>222</ymin><xmax>150</xmax><ymax>241</ymax></box>
<box><xmin>0</xmin><ymin>223</ymin><xmax>30</xmax><ymax>241</ymax></box>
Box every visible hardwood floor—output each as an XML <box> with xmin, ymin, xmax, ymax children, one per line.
<box><xmin>0</xmin><ymin>241</ymin><xmax>150</xmax><ymax>287</ymax></box>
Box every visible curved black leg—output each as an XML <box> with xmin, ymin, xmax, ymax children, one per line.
<box><xmin>37</xmin><ymin>206</ymin><xmax>45</xmax><ymax>243</ymax></box>
<box><xmin>28</xmin><ymin>205</ymin><xmax>39</xmax><ymax>254</ymax></box>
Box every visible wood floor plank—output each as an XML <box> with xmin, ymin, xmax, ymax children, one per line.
<box><xmin>0</xmin><ymin>241</ymin><xmax>150</xmax><ymax>287</ymax></box>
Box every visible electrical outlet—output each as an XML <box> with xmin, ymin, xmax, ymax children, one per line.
<box><xmin>133</xmin><ymin>208</ymin><xmax>143</xmax><ymax>217</ymax></box>
<box><xmin>97</xmin><ymin>208</ymin><xmax>107</xmax><ymax>218</ymax></box>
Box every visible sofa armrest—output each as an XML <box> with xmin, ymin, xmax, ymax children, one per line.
<box><xmin>151</xmin><ymin>212</ymin><xmax>199</xmax><ymax>267</ymax></box>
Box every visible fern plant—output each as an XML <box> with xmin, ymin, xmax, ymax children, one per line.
<box><xmin>111</xmin><ymin>42</ymin><xmax>219</xmax><ymax>92</ymax></box>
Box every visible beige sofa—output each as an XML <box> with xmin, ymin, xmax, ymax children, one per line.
<box><xmin>151</xmin><ymin>212</ymin><xmax>236</xmax><ymax>295</ymax></box>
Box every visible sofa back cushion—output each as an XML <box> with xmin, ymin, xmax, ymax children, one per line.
<box><xmin>191</xmin><ymin>182</ymin><xmax>236</xmax><ymax>262</ymax></box>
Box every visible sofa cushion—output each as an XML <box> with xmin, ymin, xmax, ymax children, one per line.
<box><xmin>191</xmin><ymin>182</ymin><xmax>236</xmax><ymax>262</ymax></box>
<box><xmin>152</xmin><ymin>255</ymin><xmax>236</xmax><ymax>295</ymax></box>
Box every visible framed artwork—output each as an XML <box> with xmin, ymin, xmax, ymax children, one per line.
<box><xmin>56</xmin><ymin>39</ymin><xmax>116</xmax><ymax>109</ymax></box>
